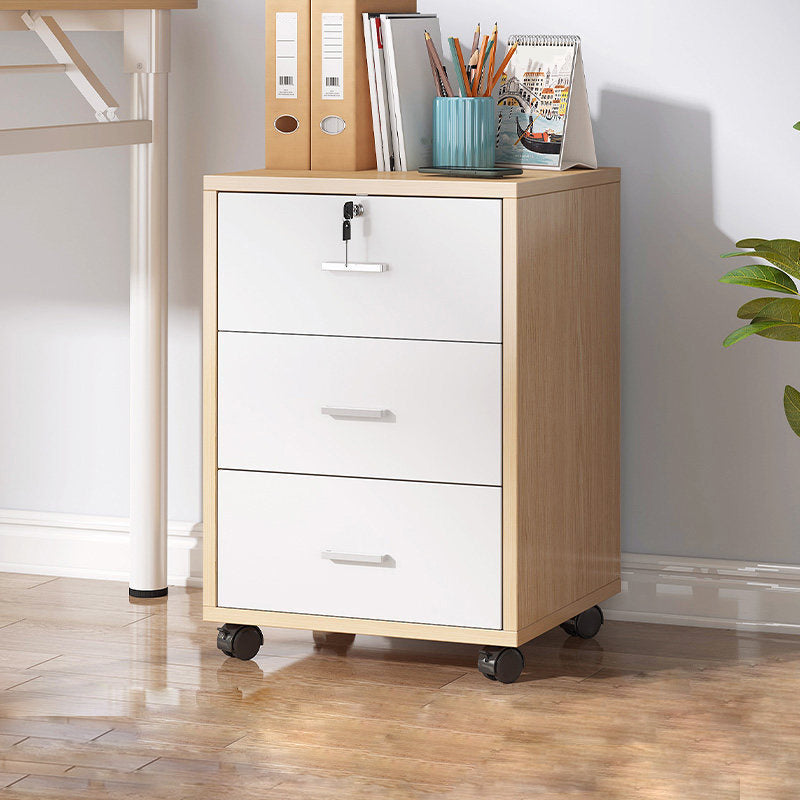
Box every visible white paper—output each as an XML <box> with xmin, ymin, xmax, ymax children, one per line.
<box><xmin>321</xmin><ymin>12</ymin><xmax>344</xmax><ymax>100</ymax></box>
<box><xmin>275</xmin><ymin>12</ymin><xmax>298</xmax><ymax>100</ymax></box>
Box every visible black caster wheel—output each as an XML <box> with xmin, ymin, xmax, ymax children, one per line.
<box><xmin>477</xmin><ymin>646</ymin><xmax>524</xmax><ymax>684</ymax></box>
<box><xmin>217</xmin><ymin>623</ymin><xmax>263</xmax><ymax>660</ymax></box>
<box><xmin>560</xmin><ymin>605</ymin><xmax>604</xmax><ymax>639</ymax></box>
<box><xmin>312</xmin><ymin>631</ymin><xmax>356</xmax><ymax>649</ymax></box>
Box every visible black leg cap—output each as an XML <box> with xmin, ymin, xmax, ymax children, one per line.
<box><xmin>129</xmin><ymin>587</ymin><xmax>168</xmax><ymax>598</ymax></box>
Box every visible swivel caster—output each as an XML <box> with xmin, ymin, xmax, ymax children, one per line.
<box><xmin>217</xmin><ymin>623</ymin><xmax>263</xmax><ymax>660</ymax></box>
<box><xmin>477</xmin><ymin>646</ymin><xmax>524</xmax><ymax>684</ymax></box>
<box><xmin>560</xmin><ymin>605</ymin><xmax>604</xmax><ymax>639</ymax></box>
<box><xmin>312</xmin><ymin>631</ymin><xmax>356</xmax><ymax>649</ymax></box>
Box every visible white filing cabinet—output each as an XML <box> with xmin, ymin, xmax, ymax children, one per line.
<box><xmin>203</xmin><ymin>169</ymin><xmax>621</xmax><ymax>684</ymax></box>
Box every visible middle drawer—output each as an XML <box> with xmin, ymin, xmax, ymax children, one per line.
<box><xmin>218</xmin><ymin>332</ymin><xmax>502</xmax><ymax>486</ymax></box>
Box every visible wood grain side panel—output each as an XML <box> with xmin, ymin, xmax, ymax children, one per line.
<box><xmin>202</xmin><ymin>607</ymin><xmax>518</xmax><ymax>646</ymax></box>
<box><xmin>515</xmin><ymin>182</ymin><xmax>621</xmax><ymax>629</ymax></box>
<box><xmin>513</xmin><ymin>579</ymin><xmax>621</xmax><ymax>647</ymax></box>
<box><xmin>202</xmin><ymin>191</ymin><xmax>218</xmax><ymax>608</ymax></box>
<box><xmin>501</xmin><ymin>198</ymin><xmax>518</xmax><ymax>631</ymax></box>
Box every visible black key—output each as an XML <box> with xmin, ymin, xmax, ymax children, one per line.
<box><xmin>343</xmin><ymin>201</ymin><xmax>354</xmax><ymax>220</ymax></box>
<box><xmin>342</xmin><ymin>219</ymin><xmax>351</xmax><ymax>241</ymax></box>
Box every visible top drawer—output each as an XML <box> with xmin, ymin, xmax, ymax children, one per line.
<box><xmin>217</xmin><ymin>192</ymin><xmax>502</xmax><ymax>342</ymax></box>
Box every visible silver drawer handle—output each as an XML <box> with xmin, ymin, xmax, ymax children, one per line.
<box><xmin>322</xmin><ymin>261</ymin><xmax>387</xmax><ymax>273</ymax></box>
<box><xmin>321</xmin><ymin>406</ymin><xmax>389</xmax><ymax>420</ymax></box>
<box><xmin>322</xmin><ymin>550</ymin><xmax>386</xmax><ymax>565</ymax></box>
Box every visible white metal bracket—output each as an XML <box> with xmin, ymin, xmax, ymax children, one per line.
<box><xmin>123</xmin><ymin>10</ymin><xmax>171</xmax><ymax>74</ymax></box>
<box><xmin>21</xmin><ymin>11</ymin><xmax>119</xmax><ymax>121</ymax></box>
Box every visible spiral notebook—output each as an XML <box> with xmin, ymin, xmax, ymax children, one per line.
<box><xmin>495</xmin><ymin>34</ymin><xmax>596</xmax><ymax>170</ymax></box>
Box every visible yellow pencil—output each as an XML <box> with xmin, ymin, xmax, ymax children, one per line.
<box><xmin>485</xmin><ymin>22</ymin><xmax>498</xmax><ymax>96</ymax></box>
<box><xmin>453</xmin><ymin>36</ymin><xmax>472</xmax><ymax>97</ymax></box>
<box><xmin>471</xmin><ymin>34</ymin><xmax>488</xmax><ymax>96</ymax></box>
<box><xmin>488</xmin><ymin>42</ymin><xmax>518</xmax><ymax>94</ymax></box>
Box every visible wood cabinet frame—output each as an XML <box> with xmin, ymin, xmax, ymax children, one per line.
<box><xmin>202</xmin><ymin>168</ymin><xmax>621</xmax><ymax>647</ymax></box>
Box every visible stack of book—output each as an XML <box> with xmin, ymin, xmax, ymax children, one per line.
<box><xmin>363</xmin><ymin>12</ymin><xmax>441</xmax><ymax>171</ymax></box>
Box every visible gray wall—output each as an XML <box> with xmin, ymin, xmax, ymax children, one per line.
<box><xmin>1</xmin><ymin>0</ymin><xmax>799</xmax><ymax>563</ymax></box>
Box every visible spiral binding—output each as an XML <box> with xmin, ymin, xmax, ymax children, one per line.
<box><xmin>507</xmin><ymin>34</ymin><xmax>580</xmax><ymax>47</ymax></box>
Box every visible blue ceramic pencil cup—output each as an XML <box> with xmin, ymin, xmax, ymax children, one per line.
<box><xmin>432</xmin><ymin>96</ymin><xmax>495</xmax><ymax>169</ymax></box>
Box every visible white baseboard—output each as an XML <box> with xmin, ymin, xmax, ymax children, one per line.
<box><xmin>0</xmin><ymin>508</ymin><xmax>203</xmax><ymax>587</ymax></box>
<box><xmin>1</xmin><ymin>512</ymin><xmax>798</xmax><ymax>635</ymax></box>
<box><xmin>604</xmin><ymin>553</ymin><xmax>800</xmax><ymax>635</ymax></box>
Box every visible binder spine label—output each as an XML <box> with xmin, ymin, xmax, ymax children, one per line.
<box><xmin>321</xmin><ymin>12</ymin><xmax>344</xmax><ymax>100</ymax></box>
<box><xmin>275</xmin><ymin>12</ymin><xmax>298</xmax><ymax>99</ymax></box>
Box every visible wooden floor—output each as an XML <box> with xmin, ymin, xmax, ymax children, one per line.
<box><xmin>0</xmin><ymin>574</ymin><xmax>798</xmax><ymax>799</ymax></box>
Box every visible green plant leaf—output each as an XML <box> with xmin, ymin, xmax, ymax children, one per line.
<box><xmin>753</xmin><ymin>298</ymin><xmax>800</xmax><ymax>323</ymax></box>
<box><xmin>758</xmin><ymin>239</ymin><xmax>800</xmax><ymax>265</ymax></box>
<box><xmin>719</xmin><ymin>265</ymin><xmax>798</xmax><ymax>294</ymax></box>
<box><xmin>753</xmin><ymin>244</ymin><xmax>800</xmax><ymax>278</ymax></box>
<box><xmin>784</xmin><ymin>385</ymin><xmax>800</xmax><ymax>437</ymax></box>
<box><xmin>737</xmin><ymin>297</ymin><xmax>778</xmax><ymax>319</ymax></box>
<box><xmin>794</xmin><ymin>121</ymin><xmax>800</xmax><ymax>131</ymax></box>
<box><xmin>723</xmin><ymin>319</ymin><xmax>788</xmax><ymax>347</ymax></box>
<box><xmin>755</xmin><ymin>325</ymin><xmax>800</xmax><ymax>342</ymax></box>
<box><xmin>721</xmin><ymin>240</ymin><xmax>800</xmax><ymax>279</ymax></box>
<box><xmin>751</xmin><ymin>299</ymin><xmax>800</xmax><ymax>340</ymax></box>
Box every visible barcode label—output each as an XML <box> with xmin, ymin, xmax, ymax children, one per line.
<box><xmin>275</xmin><ymin>12</ymin><xmax>297</xmax><ymax>99</ymax></box>
<box><xmin>321</xmin><ymin>12</ymin><xmax>344</xmax><ymax>99</ymax></box>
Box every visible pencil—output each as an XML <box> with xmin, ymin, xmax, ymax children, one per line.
<box><xmin>451</xmin><ymin>36</ymin><xmax>471</xmax><ymax>97</ymax></box>
<box><xmin>488</xmin><ymin>42</ymin><xmax>518</xmax><ymax>94</ymax></box>
<box><xmin>467</xmin><ymin>49</ymin><xmax>479</xmax><ymax>87</ymax></box>
<box><xmin>471</xmin><ymin>34</ymin><xmax>488</xmax><ymax>96</ymax></box>
<box><xmin>479</xmin><ymin>37</ymin><xmax>494</xmax><ymax>95</ymax></box>
<box><xmin>485</xmin><ymin>22</ymin><xmax>498</xmax><ymax>96</ymax></box>
<box><xmin>425</xmin><ymin>31</ymin><xmax>454</xmax><ymax>98</ymax></box>
<box><xmin>427</xmin><ymin>45</ymin><xmax>443</xmax><ymax>97</ymax></box>
<box><xmin>469</xmin><ymin>23</ymin><xmax>480</xmax><ymax>83</ymax></box>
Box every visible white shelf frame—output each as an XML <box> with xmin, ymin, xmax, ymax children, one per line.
<box><xmin>0</xmin><ymin>7</ymin><xmax>175</xmax><ymax>596</ymax></box>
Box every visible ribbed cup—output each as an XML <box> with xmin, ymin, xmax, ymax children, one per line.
<box><xmin>432</xmin><ymin>96</ymin><xmax>495</xmax><ymax>169</ymax></box>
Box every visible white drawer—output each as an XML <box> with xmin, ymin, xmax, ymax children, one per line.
<box><xmin>217</xmin><ymin>470</ymin><xmax>502</xmax><ymax>629</ymax></box>
<box><xmin>217</xmin><ymin>192</ymin><xmax>502</xmax><ymax>343</ymax></box>
<box><xmin>217</xmin><ymin>332</ymin><xmax>501</xmax><ymax>486</ymax></box>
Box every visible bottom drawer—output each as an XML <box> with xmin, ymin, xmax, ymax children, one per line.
<box><xmin>217</xmin><ymin>470</ymin><xmax>502</xmax><ymax>630</ymax></box>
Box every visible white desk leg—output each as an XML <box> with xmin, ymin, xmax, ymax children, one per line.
<box><xmin>124</xmin><ymin>9</ymin><xmax>170</xmax><ymax>597</ymax></box>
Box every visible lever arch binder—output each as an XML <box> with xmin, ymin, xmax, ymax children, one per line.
<box><xmin>310</xmin><ymin>0</ymin><xmax>415</xmax><ymax>171</ymax></box>
<box><xmin>495</xmin><ymin>34</ymin><xmax>597</xmax><ymax>170</ymax></box>
<box><xmin>266</xmin><ymin>0</ymin><xmax>312</xmax><ymax>169</ymax></box>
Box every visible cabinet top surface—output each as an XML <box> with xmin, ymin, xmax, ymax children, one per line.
<box><xmin>0</xmin><ymin>1</ymin><xmax>196</xmax><ymax>8</ymax></box>
<box><xmin>203</xmin><ymin>167</ymin><xmax>620</xmax><ymax>199</ymax></box>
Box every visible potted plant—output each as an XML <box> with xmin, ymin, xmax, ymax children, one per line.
<box><xmin>720</xmin><ymin>123</ymin><xmax>800</xmax><ymax>436</ymax></box>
